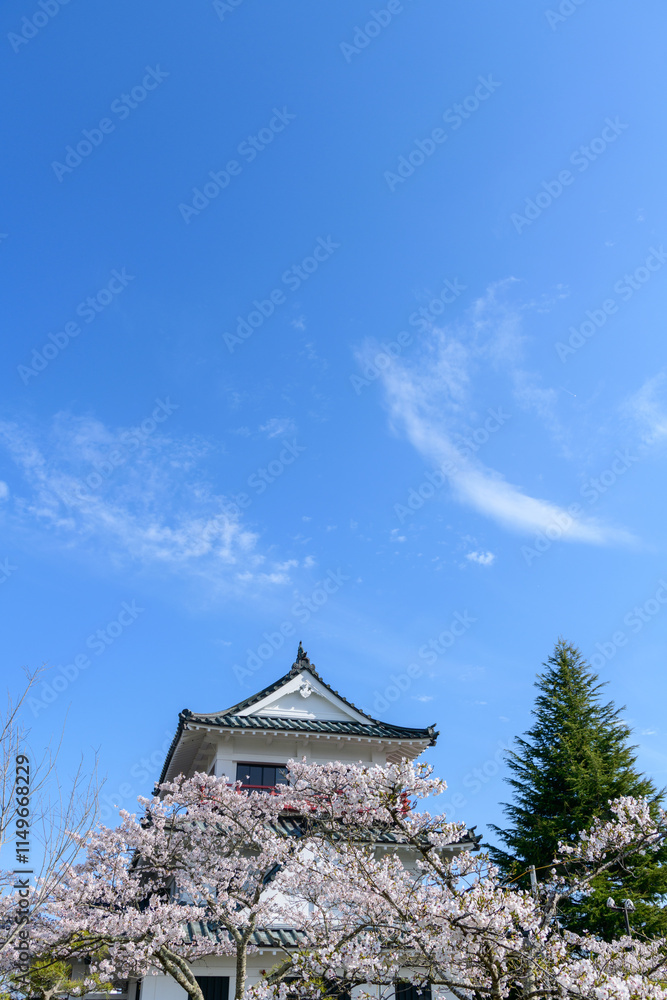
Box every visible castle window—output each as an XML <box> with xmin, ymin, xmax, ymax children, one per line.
<box><xmin>396</xmin><ymin>984</ymin><xmax>431</xmax><ymax>1000</ymax></box>
<box><xmin>236</xmin><ymin>763</ymin><xmax>288</xmax><ymax>790</ymax></box>
<box><xmin>195</xmin><ymin>977</ymin><xmax>229</xmax><ymax>1000</ymax></box>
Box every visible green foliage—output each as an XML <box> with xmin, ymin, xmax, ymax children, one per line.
<box><xmin>7</xmin><ymin>954</ymin><xmax>115</xmax><ymax>1000</ymax></box>
<box><xmin>488</xmin><ymin>638</ymin><xmax>667</xmax><ymax>939</ymax></box>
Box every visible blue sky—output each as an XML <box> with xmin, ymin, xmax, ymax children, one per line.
<box><xmin>2</xmin><ymin>0</ymin><xmax>667</xmax><ymax>840</ymax></box>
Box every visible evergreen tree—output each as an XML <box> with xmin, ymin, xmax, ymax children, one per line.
<box><xmin>489</xmin><ymin>638</ymin><xmax>667</xmax><ymax>939</ymax></box>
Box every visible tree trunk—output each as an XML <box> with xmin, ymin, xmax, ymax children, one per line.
<box><xmin>156</xmin><ymin>945</ymin><xmax>205</xmax><ymax>1000</ymax></box>
<box><xmin>235</xmin><ymin>940</ymin><xmax>248</xmax><ymax>1000</ymax></box>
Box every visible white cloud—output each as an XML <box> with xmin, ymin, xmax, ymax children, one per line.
<box><xmin>0</xmin><ymin>481</ymin><xmax>8</xmax><ymax>500</ymax></box>
<box><xmin>625</xmin><ymin>371</ymin><xmax>667</xmax><ymax>445</ymax></box>
<box><xmin>0</xmin><ymin>414</ymin><xmax>297</xmax><ymax>592</ymax></box>
<box><xmin>259</xmin><ymin>559</ymin><xmax>298</xmax><ymax>585</ymax></box>
<box><xmin>360</xmin><ymin>284</ymin><xmax>633</xmax><ymax>545</ymax></box>
<box><xmin>412</xmin><ymin>695</ymin><xmax>434</xmax><ymax>702</ymax></box>
<box><xmin>259</xmin><ymin>417</ymin><xmax>297</xmax><ymax>439</ymax></box>
<box><xmin>466</xmin><ymin>550</ymin><xmax>495</xmax><ymax>566</ymax></box>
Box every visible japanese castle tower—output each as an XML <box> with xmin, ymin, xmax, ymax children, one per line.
<box><xmin>140</xmin><ymin>645</ymin><xmax>453</xmax><ymax>1000</ymax></box>
<box><xmin>159</xmin><ymin>643</ymin><xmax>438</xmax><ymax>788</ymax></box>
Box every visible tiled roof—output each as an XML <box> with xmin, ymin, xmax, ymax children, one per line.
<box><xmin>185</xmin><ymin>712</ymin><xmax>437</xmax><ymax>742</ymax></box>
<box><xmin>186</xmin><ymin>922</ymin><xmax>305</xmax><ymax>949</ymax></box>
<box><xmin>157</xmin><ymin>645</ymin><xmax>438</xmax><ymax>785</ymax></box>
<box><xmin>271</xmin><ymin>815</ymin><xmax>482</xmax><ymax>850</ymax></box>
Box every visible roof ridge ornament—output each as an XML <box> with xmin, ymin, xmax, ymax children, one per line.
<box><xmin>291</xmin><ymin>641</ymin><xmax>312</xmax><ymax>674</ymax></box>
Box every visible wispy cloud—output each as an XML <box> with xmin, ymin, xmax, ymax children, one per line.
<box><xmin>259</xmin><ymin>417</ymin><xmax>297</xmax><ymax>439</ymax></box>
<box><xmin>466</xmin><ymin>550</ymin><xmax>495</xmax><ymax>566</ymax></box>
<box><xmin>359</xmin><ymin>283</ymin><xmax>633</xmax><ymax>545</ymax></box>
<box><xmin>0</xmin><ymin>413</ymin><xmax>297</xmax><ymax>592</ymax></box>
<box><xmin>625</xmin><ymin>371</ymin><xmax>667</xmax><ymax>445</ymax></box>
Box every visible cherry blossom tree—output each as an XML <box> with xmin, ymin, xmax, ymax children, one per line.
<box><xmin>22</xmin><ymin>761</ymin><xmax>667</xmax><ymax>1000</ymax></box>
<box><xmin>24</xmin><ymin>773</ymin><xmax>317</xmax><ymax>1000</ymax></box>
<box><xmin>269</xmin><ymin>761</ymin><xmax>667</xmax><ymax>1000</ymax></box>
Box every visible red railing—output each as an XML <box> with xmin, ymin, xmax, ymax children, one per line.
<box><xmin>237</xmin><ymin>783</ymin><xmax>284</xmax><ymax>793</ymax></box>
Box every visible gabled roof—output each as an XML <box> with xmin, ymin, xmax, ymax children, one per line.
<box><xmin>157</xmin><ymin>645</ymin><xmax>438</xmax><ymax>786</ymax></box>
<box><xmin>218</xmin><ymin>643</ymin><xmax>374</xmax><ymax>720</ymax></box>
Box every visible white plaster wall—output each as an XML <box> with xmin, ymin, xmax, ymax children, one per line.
<box><xmin>211</xmin><ymin>734</ymin><xmax>389</xmax><ymax>778</ymax></box>
<box><xmin>125</xmin><ymin>962</ymin><xmax>458</xmax><ymax>1000</ymax></box>
<box><xmin>142</xmin><ymin>954</ymin><xmax>297</xmax><ymax>1000</ymax></box>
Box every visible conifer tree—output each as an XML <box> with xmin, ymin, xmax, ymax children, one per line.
<box><xmin>489</xmin><ymin>638</ymin><xmax>667</xmax><ymax>939</ymax></box>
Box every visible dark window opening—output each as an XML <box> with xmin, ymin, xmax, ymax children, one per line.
<box><xmin>236</xmin><ymin>763</ymin><xmax>288</xmax><ymax>789</ymax></box>
<box><xmin>396</xmin><ymin>984</ymin><xmax>431</xmax><ymax>1000</ymax></box>
<box><xmin>195</xmin><ymin>977</ymin><xmax>230</xmax><ymax>1000</ymax></box>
